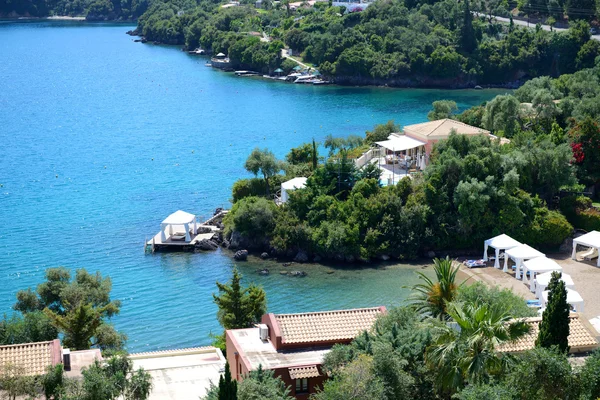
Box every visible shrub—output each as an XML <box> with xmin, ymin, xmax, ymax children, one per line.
<box><xmin>231</xmin><ymin>176</ymin><xmax>284</xmax><ymax>203</ymax></box>
<box><xmin>456</xmin><ymin>282</ymin><xmax>537</xmax><ymax>318</ymax></box>
<box><xmin>522</xmin><ymin>208</ymin><xmax>573</xmax><ymax>249</ymax></box>
<box><xmin>225</xmin><ymin>197</ymin><xmax>279</xmax><ymax>238</ymax></box>
<box><xmin>559</xmin><ymin>195</ymin><xmax>600</xmax><ymax>231</ymax></box>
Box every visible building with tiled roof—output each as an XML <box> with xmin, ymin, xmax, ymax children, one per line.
<box><xmin>497</xmin><ymin>314</ymin><xmax>599</xmax><ymax>354</ymax></box>
<box><xmin>0</xmin><ymin>339</ymin><xmax>62</xmax><ymax>376</ymax></box>
<box><xmin>226</xmin><ymin>307</ymin><xmax>385</xmax><ymax>400</ymax></box>
<box><xmin>402</xmin><ymin>118</ymin><xmax>490</xmax><ymax>141</ymax></box>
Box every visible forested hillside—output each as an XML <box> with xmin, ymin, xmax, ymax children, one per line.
<box><xmin>0</xmin><ymin>0</ymin><xmax>150</xmax><ymax>19</ymax></box>
<box><xmin>134</xmin><ymin>0</ymin><xmax>600</xmax><ymax>86</ymax></box>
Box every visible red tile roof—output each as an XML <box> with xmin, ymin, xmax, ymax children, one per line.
<box><xmin>0</xmin><ymin>339</ymin><xmax>61</xmax><ymax>376</ymax></box>
<box><xmin>274</xmin><ymin>307</ymin><xmax>384</xmax><ymax>345</ymax></box>
<box><xmin>289</xmin><ymin>365</ymin><xmax>320</xmax><ymax>379</ymax></box>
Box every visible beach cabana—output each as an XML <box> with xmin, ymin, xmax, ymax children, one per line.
<box><xmin>280</xmin><ymin>177</ymin><xmax>307</xmax><ymax>203</ymax></box>
<box><xmin>572</xmin><ymin>230</ymin><xmax>600</xmax><ymax>267</ymax></box>
<box><xmin>292</xmin><ymin>65</ymin><xmax>303</xmax><ymax>71</ymax></box>
<box><xmin>542</xmin><ymin>288</ymin><xmax>584</xmax><ymax>312</ymax></box>
<box><xmin>483</xmin><ymin>234</ymin><xmax>522</xmax><ymax>269</ymax></box>
<box><xmin>522</xmin><ymin>257</ymin><xmax>562</xmax><ymax>290</ymax></box>
<box><xmin>533</xmin><ymin>271</ymin><xmax>575</xmax><ymax>299</ymax></box>
<box><xmin>274</xmin><ymin>68</ymin><xmax>284</xmax><ymax>76</ymax></box>
<box><xmin>504</xmin><ymin>244</ymin><xmax>545</xmax><ymax>277</ymax></box>
<box><xmin>160</xmin><ymin>210</ymin><xmax>197</xmax><ymax>242</ymax></box>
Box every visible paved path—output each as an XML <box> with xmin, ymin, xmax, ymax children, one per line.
<box><xmin>281</xmin><ymin>49</ymin><xmax>311</xmax><ymax>68</ymax></box>
<box><xmin>474</xmin><ymin>12</ymin><xmax>600</xmax><ymax>41</ymax></box>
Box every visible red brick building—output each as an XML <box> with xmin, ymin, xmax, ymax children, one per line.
<box><xmin>226</xmin><ymin>307</ymin><xmax>386</xmax><ymax>399</ymax></box>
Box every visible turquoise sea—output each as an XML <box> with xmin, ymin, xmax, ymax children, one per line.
<box><xmin>0</xmin><ymin>21</ymin><xmax>505</xmax><ymax>352</ymax></box>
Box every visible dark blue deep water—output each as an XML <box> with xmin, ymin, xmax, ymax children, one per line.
<box><xmin>0</xmin><ymin>21</ymin><xmax>505</xmax><ymax>352</ymax></box>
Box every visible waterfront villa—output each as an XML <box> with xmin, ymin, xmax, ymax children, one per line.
<box><xmin>225</xmin><ymin>307</ymin><xmax>385</xmax><ymax>399</ymax></box>
<box><xmin>355</xmin><ymin>119</ymin><xmax>495</xmax><ymax>185</ymax></box>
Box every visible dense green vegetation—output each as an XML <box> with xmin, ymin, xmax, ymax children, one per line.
<box><xmin>135</xmin><ymin>0</ymin><xmax>600</xmax><ymax>84</ymax></box>
<box><xmin>2</xmin><ymin>267</ymin><xmax>126</xmax><ymax>352</ymax></box>
<box><xmin>0</xmin><ymin>0</ymin><xmax>149</xmax><ymax>19</ymax></box>
<box><xmin>226</xmin><ymin>124</ymin><xmax>576</xmax><ymax>261</ymax></box>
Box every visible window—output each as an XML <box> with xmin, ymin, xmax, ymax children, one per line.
<box><xmin>295</xmin><ymin>378</ymin><xmax>309</xmax><ymax>394</ymax></box>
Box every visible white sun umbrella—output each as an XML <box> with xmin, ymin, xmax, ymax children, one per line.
<box><xmin>534</xmin><ymin>271</ymin><xmax>575</xmax><ymax>299</ymax></box>
<box><xmin>483</xmin><ymin>234</ymin><xmax>522</xmax><ymax>269</ymax></box>
<box><xmin>542</xmin><ymin>288</ymin><xmax>584</xmax><ymax>313</ymax></box>
<box><xmin>522</xmin><ymin>257</ymin><xmax>562</xmax><ymax>290</ymax></box>
<box><xmin>504</xmin><ymin>244</ymin><xmax>545</xmax><ymax>277</ymax></box>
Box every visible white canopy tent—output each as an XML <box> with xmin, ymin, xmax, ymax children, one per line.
<box><xmin>542</xmin><ymin>288</ymin><xmax>584</xmax><ymax>313</ymax></box>
<box><xmin>504</xmin><ymin>244</ymin><xmax>545</xmax><ymax>277</ymax></box>
<box><xmin>533</xmin><ymin>271</ymin><xmax>575</xmax><ymax>299</ymax></box>
<box><xmin>572</xmin><ymin>230</ymin><xmax>600</xmax><ymax>267</ymax></box>
<box><xmin>375</xmin><ymin>136</ymin><xmax>426</xmax><ymax>152</ymax></box>
<box><xmin>483</xmin><ymin>234</ymin><xmax>522</xmax><ymax>269</ymax></box>
<box><xmin>280</xmin><ymin>177</ymin><xmax>307</xmax><ymax>203</ymax></box>
<box><xmin>160</xmin><ymin>210</ymin><xmax>197</xmax><ymax>242</ymax></box>
<box><xmin>522</xmin><ymin>257</ymin><xmax>563</xmax><ymax>290</ymax></box>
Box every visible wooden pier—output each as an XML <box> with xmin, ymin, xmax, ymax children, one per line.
<box><xmin>146</xmin><ymin>210</ymin><xmax>228</xmax><ymax>253</ymax></box>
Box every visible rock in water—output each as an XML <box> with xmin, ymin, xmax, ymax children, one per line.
<box><xmin>196</xmin><ymin>239</ymin><xmax>218</xmax><ymax>251</ymax></box>
<box><xmin>260</xmin><ymin>252</ymin><xmax>270</xmax><ymax>259</ymax></box>
<box><xmin>294</xmin><ymin>250</ymin><xmax>309</xmax><ymax>263</ymax></box>
<box><xmin>234</xmin><ymin>250</ymin><xmax>248</xmax><ymax>261</ymax></box>
<box><xmin>289</xmin><ymin>271</ymin><xmax>307</xmax><ymax>277</ymax></box>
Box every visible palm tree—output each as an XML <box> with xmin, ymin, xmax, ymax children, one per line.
<box><xmin>409</xmin><ymin>257</ymin><xmax>461</xmax><ymax>320</ymax></box>
<box><xmin>426</xmin><ymin>302</ymin><xmax>530</xmax><ymax>395</ymax></box>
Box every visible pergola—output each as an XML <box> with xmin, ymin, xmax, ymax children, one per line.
<box><xmin>522</xmin><ymin>257</ymin><xmax>563</xmax><ymax>290</ymax></box>
<box><xmin>533</xmin><ymin>271</ymin><xmax>575</xmax><ymax>299</ymax></box>
<box><xmin>572</xmin><ymin>230</ymin><xmax>600</xmax><ymax>267</ymax></box>
<box><xmin>504</xmin><ymin>244</ymin><xmax>545</xmax><ymax>277</ymax></box>
<box><xmin>160</xmin><ymin>210</ymin><xmax>197</xmax><ymax>242</ymax></box>
<box><xmin>375</xmin><ymin>135</ymin><xmax>427</xmax><ymax>169</ymax></box>
<box><xmin>483</xmin><ymin>234</ymin><xmax>522</xmax><ymax>269</ymax></box>
<box><xmin>542</xmin><ymin>288</ymin><xmax>584</xmax><ymax>313</ymax></box>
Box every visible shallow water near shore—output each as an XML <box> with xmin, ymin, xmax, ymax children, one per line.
<box><xmin>0</xmin><ymin>21</ymin><xmax>504</xmax><ymax>352</ymax></box>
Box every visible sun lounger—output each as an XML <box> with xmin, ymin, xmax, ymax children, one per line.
<box><xmin>463</xmin><ymin>259</ymin><xmax>486</xmax><ymax>268</ymax></box>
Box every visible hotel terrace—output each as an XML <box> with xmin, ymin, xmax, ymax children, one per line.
<box><xmin>355</xmin><ymin>118</ymin><xmax>505</xmax><ymax>185</ymax></box>
<box><xmin>226</xmin><ymin>307</ymin><xmax>386</xmax><ymax>399</ymax></box>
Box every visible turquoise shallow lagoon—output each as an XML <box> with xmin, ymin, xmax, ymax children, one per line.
<box><xmin>0</xmin><ymin>21</ymin><xmax>504</xmax><ymax>352</ymax></box>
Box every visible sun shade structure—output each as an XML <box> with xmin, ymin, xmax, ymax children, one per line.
<box><xmin>274</xmin><ymin>68</ymin><xmax>284</xmax><ymax>73</ymax></box>
<box><xmin>522</xmin><ymin>257</ymin><xmax>563</xmax><ymax>290</ymax></box>
<box><xmin>483</xmin><ymin>234</ymin><xmax>522</xmax><ymax>269</ymax></box>
<box><xmin>572</xmin><ymin>231</ymin><xmax>600</xmax><ymax>267</ymax></box>
<box><xmin>160</xmin><ymin>210</ymin><xmax>197</xmax><ymax>242</ymax></box>
<box><xmin>280</xmin><ymin>177</ymin><xmax>307</xmax><ymax>203</ymax></box>
<box><xmin>533</xmin><ymin>271</ymin><xmax>575</xmax><ymax>299</ymax></box>
<box><xmin>505</xmin><ymin>244</ymin><xmax>545</xmax><ymax>277</ymax></box>
<box><xmin>375</xmin><ymin>136</ymin><xmax>427</xmax><ymax>152</ymax></box>
<box><xmin>542</xmin><ymin>288</ymin><xmax>585</xmax><ymax>312</ymax></box>
<box><xmin>293</xmin><ymin>65</ymin><xmax>303</xmax><ymax>71</ymax></box>
<box><xmin>496</xmin><ymin>314</ymin><xmax>598</xmax><ymax>354</ymax></box>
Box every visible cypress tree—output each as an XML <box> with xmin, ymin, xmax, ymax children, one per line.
<box><xmin>312</xmin><ymin>138</ymin><xmax>318</xmax><ymax>171</ymax></box>
<box><xmin>218</xmin><ymin>362</ymin><xmax>237</xmax><ymax>400</ymax></box>
<box><xmin>460</xmin><ymin>0</ymin><xmax>477</xmax><ymax>53</ymax></box>
<box><xmin>536</xmin><ymin>271</ymin><xmax>571</xmax><ymax>353</ymax></box>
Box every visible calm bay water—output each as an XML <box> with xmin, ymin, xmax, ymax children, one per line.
<box><xmin>0</xmin><ymin>21</ymin><xmax>505</xmax><ymax>352</ymax></box>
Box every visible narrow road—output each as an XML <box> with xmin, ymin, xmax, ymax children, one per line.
<box><xmin>474</xmin><ymin>12</ymin><xmax>600</xmax><ymax>41</ymax></box>
<box><xmin>281</xmin><ymin>49</ymin><xmax>311</xmax><ymax>69</ymax></box>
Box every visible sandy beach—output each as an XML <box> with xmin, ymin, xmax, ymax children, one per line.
<box><xmin>459</xmin><ymin>251</ymin><xmax>600</xmax><ymax>320</ymax></box>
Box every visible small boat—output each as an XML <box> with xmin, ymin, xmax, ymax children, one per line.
<box><xmin>235</xmin><ymin>70</ymin><xmax>260</xmax><ymax>76</ymax></box>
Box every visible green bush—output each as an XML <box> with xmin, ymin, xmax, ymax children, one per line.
<box><xmin>224</xmin><ymin>196</ymin><xmax>279</xmax><ymax>239</ymax></box>
<box><xmin>559</xmin><ymin>195</ymin><xmax>600</xmax><ymax>231</ymax></box>
<box><xmin>456</xmin><ymin>282</ymin><xmax>537</xmax><ymax>318</ymax></box>
<box><xmin>231</xmin><ymin>176</ymin><xmax>284</xmax><ymax>203</ymax></box>
<box><xmin>522</xmin><ymin>208</ymin><xmax>573</xmax><ymax>249</ymax></box>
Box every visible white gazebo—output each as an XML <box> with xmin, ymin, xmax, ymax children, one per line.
<box><xmin>504</xmin><ymin>244</ymin><xmax>545</xmax><ymax>277</ymax></box>
<box><xmin>160</xmin><ymin>210</ymin><xmax>197</xmax><ymax>242</ymax></box>
<box><xmin>280</xmin><ymin>177</ymin><xmax>307</xmax><ymax>203</ymax></box>
<box><xmin>572</xmin><ymin>230</ymin><xmax>600</xmax><ymax>267</ymax></box>
<box><xmin>522</xmin><ymin>257</ymin><xmax>563</xmax><ymax>290</ymax></box>
<box><xmin>533</xmin><ymin>271</ymin><xmax>575</xmax><ymax>299</ymax></box>
<box><xmin>542</xmin><ymin>288</ymin><xmax>584</xmax><ymax>313</ymax></box>
<box><xmin>483</xmin><ymin>234</ymin><xmax>522</xmax><ymax>269</ymax></box>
